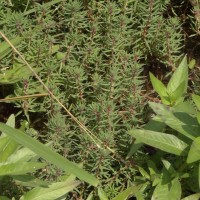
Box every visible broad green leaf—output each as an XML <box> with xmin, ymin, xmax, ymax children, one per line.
<box><xmin>149</xmin><ymin>102</ymin><xmax>200</xmax><ymax>140</ymax></box>
<box><xmin>0</xmin><ymin>123</ymin><xmax>99</xmax><ymax>186</ymax></box>
<box><xmin>168</xmin><ymin>80</ymin><xmax>186</xmax><ymax>104</ymax></box>
<box><xmin>20</xmin><ymin>180</ymin><xmax>80</xmax><ymax>200</ymax></box>
<box><xmin>192</xmin><ymin>94</ymin><xmax>200</xmax><ymax>110</ymax></box>
<box><xmin>127</xmin><ymin>116</ymin><xmax>165</xmax><ymax>159</ymax></box>
<box><xmin>112</xmin><ymin>185</ymin><xmax>142</xmax><ymax>200</ymax></box>
<box><xmin>0</xmin><ymin>162</ymin><xmax>45</xmax><ymax>176</ymax></box>
<box><xmin>98</xmin><ymin>188</ymin><xmax>109</xmax><ymax>200</ymax></box>
<box><xmin>168</xmin><ymin>178</ymin><xmax>182</xmax><ymax>200</ymax></box>
<box><xmin>129</xmin><ymin>129</ymin><xmax>188</xmax><ymax>156</ymax></box>
<box><xmin>0</xmin><ymin>37</ymin><xmax>22</xmax><ymax>59</ymax></box>
<box><xmin>149</xmin><ymin>72</ymin><xmax>169</xmax><ymax>105</ymax></box>
<box><xmin>187</xmin><ymin>137</ymin><xmax>200</xmax><ymax>163</ymax></box>
<box><xmin>167</xmin><ymin>55</ymin><xmax>188</xmax><ymax>95</ymax></box>
<box><xmin>152</xmin><ymin>168</ymin><xmax>171</xmax><ymax>200</ymax></box>
<box><xmin>181</xmin><ymin>193</ymin><xmax>200</xmax><ymax>200</ymax></box>
<box><xmin>151</xmin><ymin>181</ymin><xmax>170</xmax><ymax>200</ymax></box>
<box><xmin>12</xmin><ymin>175</ymin><xmax>49</xmax><ymax>188</ymax></box>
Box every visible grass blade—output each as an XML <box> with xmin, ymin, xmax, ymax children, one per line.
<box><xmin>0</xmin><ymin>123</ymin><xmax>99</xmax><ymax>186</ymax></box>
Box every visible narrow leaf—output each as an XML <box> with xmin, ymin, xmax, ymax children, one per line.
<box><xmin>192</xmin><ymin>94</ymin><xmax>200</xmax><ymax>110</ymax></box>
<box><xmin>167</xmin><ymin>55</ymin><xmax>188</xmax><ymax>94</ymax></box>
<box><xmin>189</xmin><ymin>58</ymin><xmax>196</xmax><ymax>69</ymax></box>
<box><xmin>98</xmin><ymin>188</ymin><xmax>109</xmax><ymax>200</ymax></box>
<box><xmin>149</xmin><ymin>72</ymin><xmax>169</xmax><ymax>105</ymax></box>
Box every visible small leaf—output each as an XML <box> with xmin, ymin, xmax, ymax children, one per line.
<box><xmin>98</xmin><ymin>188</ymin><xmax>109</xmax><ymax>200</ymax></box>
<box><xmin>21</xmin><ymin>180</ymin><xmax>80</xmax><ymax>200</ymax></box>
<box><xmin>168</xmin><ymin>80</ymin><xmax>186</xmax><ymax>104</ymax></box>
<box><xmin>187</xmin><ymin>137</ymin><xmax>200</xmax><ymax>163</ymax></box>
<box><xmin>147</xmin><ymin>160</ymin><xmax>160</xmax><ymax>176</ymax></box>
<box><xmin>56</xmin><ymin>52</ymin><xmax>65</xmax><ymax>60</ymax></box>
<box><xmin>192</xmin><ymin>94</ymin><xmax>200</xmax><ymax>111</ymax></box>
<box><xmin>149</xmin><ymin>72</ymin><xmax>169</xmax><ymax>105</ymax></box>
<box><xmin>50</xmin><ymin>45</ymin><xmax>59</xmax><ymax>54</ymax></box>
<box><xmin>138</xmin><ymin>167</ymin><xmax>150</xmax><ymax>180</ymax></box>
<box><xmin>167</xmin><ymin>55</ymin><xmax>188</xmax><ymax>95</ymax></box>
<box><xmin>127</xmin><ymin>116</ymin><xmax>165</xmax><ymax>159</ymax></box>
<box><xmin>189</xmin><ymin>58</ymin><xmax>196</xmax><ymax>69</ymax></box>
<box><xmin>129</xmin><ymin>129</ymin><xmax>188</xmax><ymax>156</ymax></box>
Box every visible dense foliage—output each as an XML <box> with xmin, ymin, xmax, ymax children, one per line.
<box><xmin>0</xmin><ymin>0</ymin><xmax>200</xmax><ymax>199</ymax></box>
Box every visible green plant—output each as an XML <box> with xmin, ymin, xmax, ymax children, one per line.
<box><xmin>129</xmin><ymin>55</ymin><xmax>200</xmax><ymax>199</ymax></box>
<box><xmin>0</xmin><ymin>114</ymin><xmax>99</xmax><ymax>199</ymax></box>
<box><xmin>0</xmin><ymin>0</ymin><xmax>198</xmax><ymax>199</ymax></box>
